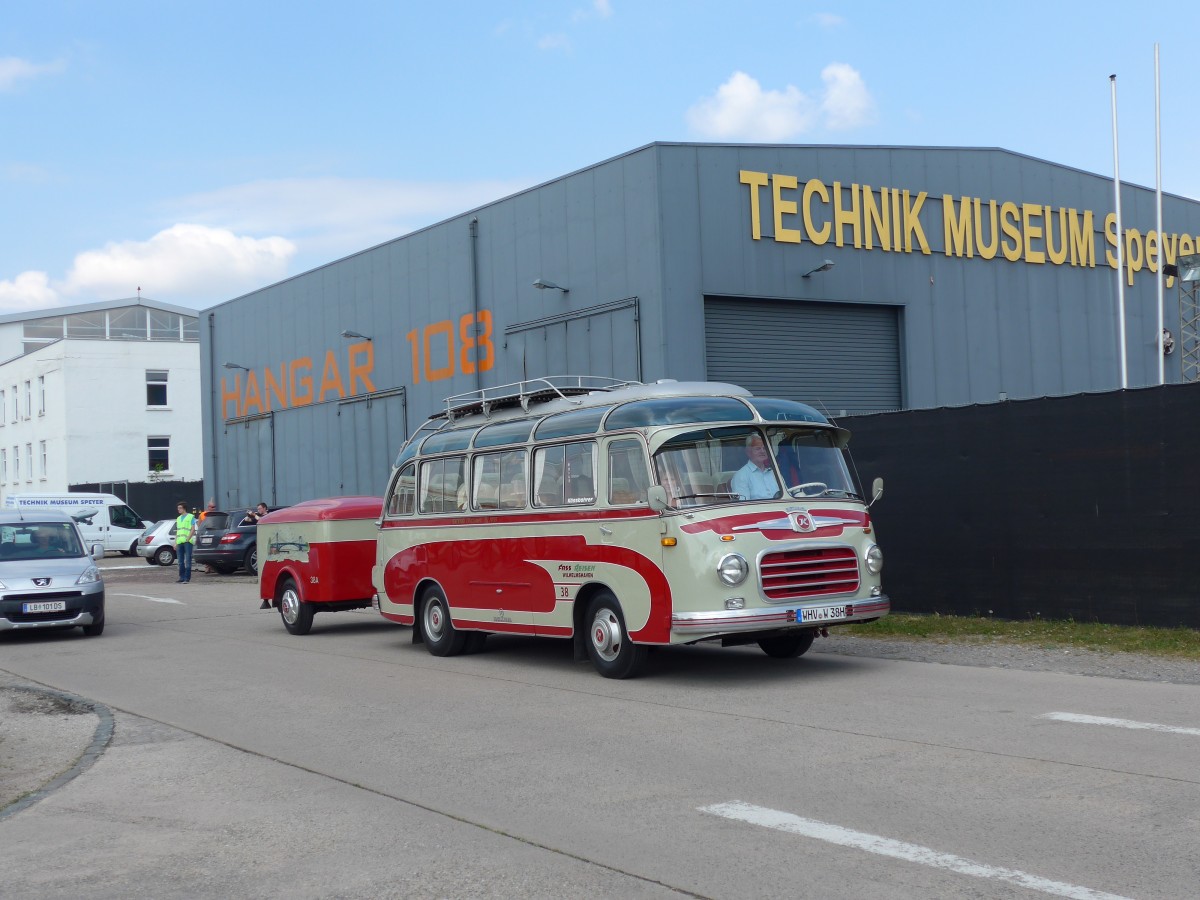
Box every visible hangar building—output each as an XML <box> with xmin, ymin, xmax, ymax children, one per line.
<box><xmin>201</xmin><ymin>142</ymin><xmax>1200</xmax><ymax>508</ymax></box>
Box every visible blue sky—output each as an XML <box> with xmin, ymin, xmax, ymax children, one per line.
<box><xmin>2</xmin><ymin>1</ymin><xmax>1195</xmax><ymax>315</ymax></box>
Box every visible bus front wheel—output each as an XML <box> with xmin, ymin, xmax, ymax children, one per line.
<box><xmin>584</xmin><ymin>592</ymin><xmax>646</xmax><ymax>679</ymax></box>
<box><xmin>421</xmin><ymin>586</ymin><xmax>466</xmax><ymax>656</ymax></box>
<box><xmin>757</xmin><ymin>630</ymin><xmax>816</xmax><ymax>659</ymax></box>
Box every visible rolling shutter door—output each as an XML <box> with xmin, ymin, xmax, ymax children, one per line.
<box><xmin>704</xmin><ymin>298</ymin><xmax>901</xmax><ymax>415</ymax></box>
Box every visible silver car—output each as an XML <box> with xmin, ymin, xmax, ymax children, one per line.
<box><xmin>0</xmin><ymin>510</ymin><xmax>105</xmax><ymax>636</ymax></box>
<box><xmin>136</xmin><ymin>519</ymin><xmax>177</xmax><ymax>566</ymax></box>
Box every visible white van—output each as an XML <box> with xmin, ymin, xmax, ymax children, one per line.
<box><xmin>2</xmin><ymin>493</ymin><xmax>153</xmax><ymax>555</ymax></box>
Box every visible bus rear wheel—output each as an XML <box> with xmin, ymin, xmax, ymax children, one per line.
<box><xmin>757</xmin><ymin>630</ymin><xmax>816</xmax><ymax>659</ymax></box>
<box><xmin>584</xmin><ymin>591</ymin><xmax>646</xmax><ymax>679</ymax></box>
<box><xmin>421</xmin><ymin>586</ymin><xmax>465</xmax><ymax>656</ymax></box>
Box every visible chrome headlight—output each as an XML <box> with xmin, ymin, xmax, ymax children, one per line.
<box><xmin>76</xmin><ymin>565</ymin><xmax>101</xmax><ymax>585</ymax></box>
<box><xmin>864</xmin><ymin>544</ymin><xmax>883</xmax><ymax>575</ymax></box>
<box><xmin>717</xmin><ymin>553</ymin><xmax>749</xmax><ymax>586</ymax></box>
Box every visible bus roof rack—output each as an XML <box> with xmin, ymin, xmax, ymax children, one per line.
<box><xmin>443</xmin><ymin>376</ymin><xmax>642</xmax><ymax>421</ymax></box>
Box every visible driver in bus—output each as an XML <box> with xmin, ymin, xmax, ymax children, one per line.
<box><xmin>731</xmin><ymin>434</ymin><xmax>780</xmax><ymax>500</ymax></box>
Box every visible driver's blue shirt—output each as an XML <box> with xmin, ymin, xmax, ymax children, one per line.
<box><xmin>731</xmin><ymin>461</ymin><xmax>779</xmax><ymax>500</ymax></box>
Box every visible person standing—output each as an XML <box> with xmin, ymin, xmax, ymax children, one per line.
<box><xmin>175</xmin><ymin>501</ymin><xmax>197</xmax><ymax>583</ymax></box>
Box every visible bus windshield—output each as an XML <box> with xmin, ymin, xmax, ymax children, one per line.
<box><xmin>653</xmin><ymin>426</ymin><xmax>857</xmax><ymax>508</ymax></box>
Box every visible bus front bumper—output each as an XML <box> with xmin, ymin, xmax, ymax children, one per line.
<box><xmin>671</xmin><ymin>595</ymin><xmax>890</xmax><ymax>637</ymax></box>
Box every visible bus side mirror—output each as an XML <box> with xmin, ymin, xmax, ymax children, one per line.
<box><xmin>647</xmin><ymin>485</ymin><xmax>670</xmax><ymax>512</ymax></box>
<box><xmin>869</xmin><ymin>477</ymin><xmax>884</xmax><ymax>507</ymax></box>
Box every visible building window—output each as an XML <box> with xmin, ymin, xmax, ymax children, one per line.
<box><xmin>38</xmin><ymin>375</ymin><xmax>45</xmax><ymax>415</ymax></box>
<box><xmin>38</xmin><ymin>440</ymin><xmax>46</xmax><ymax>479</ymax></box>
<box><xmin>10</xmin><ymin>386</ymin><xmax>16</xmax><ymax>424</ymax></box>
<box><xmin>24</xmin><ymin>442</ymin><xmax>31</xmax><ymax>480</ymax></box>
<box><xmin>148</xmin><ymin>436</ymin><xmax>170</xmax><ymax>472</ymax></box>
<box><xmin>13</xmin><ymin>445</ymin><xmax>19</xmax><ymax>480</ymax></box>
<box><xmin>1</xmin><ymin>448</ymin><xmax>6</xmax><ymax>482</ymax></box>
<box><xmin>0</xmin><ymin>390</ymin><xmax>5</xmax><ymax>427</ymax></box>
<box><xmin>146</xmin><ymin>370</ymin><xmax>169</xmax><ymax>407</ymax></box>
<box><xmin>23</xmin><ymin>381</ymin><xmax>30</xmax><ymax>419</ymax></box>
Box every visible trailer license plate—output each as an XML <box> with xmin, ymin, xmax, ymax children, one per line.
<box><xmin>798</xmin><ymin>604</ymin><xmax>847</xmax><ymax>623</ymax></box>
<box><xmin>23</xmin><ymin>600</ymin><xmax>66</xmax><ymax>614</ymax></box>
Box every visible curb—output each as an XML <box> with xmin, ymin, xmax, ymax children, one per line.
<box><xmin>0</xmin><ymin>685</ymin><xmax>115</xmax><ymax>821</ymax></box>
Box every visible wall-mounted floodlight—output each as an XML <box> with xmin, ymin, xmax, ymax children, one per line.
<box><xmin>1177</xmin><ymin>254</ymin><xmax>1200</xmax><ymax>283</ymax></box>
<box><xmin>801</xmin><ymin>260</ymin><xmax>836</xmax><ymax>278</ymax></box>
<box><xmin>223</xmin><ymin>362</ymin><xmax>250</xmax><ymax>371</ymax></box>
<box><xmin>533</xmin><ymin>278</ymin><xmax>569</xmax><ymax>293</ymax></box>
<box><xmin>340</xmin><ymin>329</ymin><xmax>372</xmax><ymax>341</ymax></box>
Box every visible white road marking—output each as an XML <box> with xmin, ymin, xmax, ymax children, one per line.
<box><xmin>111</xmin><ymin>592</ymin><xmax>184</xmax><ymax>605</ymax></box>
<box><xmin>699</xmin><ymin>801</ymin><xmax>1130</xmax><ymax>900</ymax></box>
<box><xmin>1040</xmin><ymin>711</ymin><xmax>1200</xmax><ymax>737</ymax></box>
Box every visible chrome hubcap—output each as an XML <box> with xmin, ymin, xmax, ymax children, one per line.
<box><xmin>590</xmin><ymin>608</ymin><xmax>622</xmax><ymax>662</ymax></box>
<box><xmin>425</xmin><ymin>601</ymin><xmax>445</xmax><ymax>640</ymax></box>
<box><xmin>281</xmin><ymin>589</ymin><xmax>300</xmax><ymax>624</ymax></box>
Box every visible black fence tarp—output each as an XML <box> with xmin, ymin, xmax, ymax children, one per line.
<box><xmin>70</xmin><ymin>481</ymin><xmax>205</xmax><ymax>525</ymax></box>
<box><xmin>844</xmin><ymin>383</ymin><xmax>1200</xmax><ymax>629</ymax></box>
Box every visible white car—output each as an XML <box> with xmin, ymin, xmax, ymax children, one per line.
<box><xmin>136</xmin><ymin>519</ymin><xmax>177</xmax><ymax>566</ymax></box>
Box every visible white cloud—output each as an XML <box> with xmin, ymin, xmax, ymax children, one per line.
<box><xmin>0</xmin><ymin>57</ymin><xmax>65</xmax><ymax>92</ymax></box>
<box><xmin>687</xmin><ymin>71</ymin><xmax>816</xmax><ymax>141</ymax></box>
<box><xmin>687</xmin><ymin>66</ymin><xmax>875</xmax><ymax>140</ymax></box>
<box><xmin>573</xmin><ymin>0</ymin><xmax>613</xmax><ymax>22</ymax></box>
<box><xmin>172</xmin><ymin>176</ymin><xmax>533</xmax><ymax>260</ymax></box>
<box><xmin>0</xmin><ymin>225</ymin><xmax>295</xmax><ymax>314</ymax></box>
<box><xmin>820</xmin><ymin>63</ymin><xmax>875</xmax><ymax>130</ymax></box>
<box><xmin>537</xmin><ymin>32</ymin><xmax>572</xmax><ymax>51</ymax></box>
<box><xmin>0</xmin><ymin>175</ymin><xmax>535</xmax><ymax>315</ymax></box>
<box><xmin>813</xmin><ymin>13</ymin><xmax>844</xmax><ymax>27</ymax></box>
<box><xmin>0</xmin><ymin>271</ymin><xmax>57</xmax><ymax>312</ymax></box>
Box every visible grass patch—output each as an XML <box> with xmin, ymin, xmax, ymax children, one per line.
<box><xmin>846</xmin><ymin>614</ymin><xmax>1200</xmax><ymax>660</ymax></box>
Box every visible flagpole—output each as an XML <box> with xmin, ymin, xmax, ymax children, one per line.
<box><xmin>1110</xmin><ymin>74</ymin><xmax>1128</xmax><ymax>389</ymax></box>
<box><xmin>1154</xmin><ymin>44</ymin><xmax>1165</xmax><ymax>385</ymax></box>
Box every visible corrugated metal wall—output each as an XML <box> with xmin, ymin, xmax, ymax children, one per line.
<box><xmin>704</xmin><ymin>297</ymin><xmax>901</xmax><ymax>414</ymax></box>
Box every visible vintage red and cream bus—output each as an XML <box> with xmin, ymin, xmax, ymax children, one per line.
<box><xmin>373</xmin><ymin>377</ymin><xmax>888</xmax><ymax>678</ymax></box>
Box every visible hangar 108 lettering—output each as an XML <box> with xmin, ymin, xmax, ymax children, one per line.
<box><xmin>405</xmin><ymin>310</ymin><xmax>494</xmax><ymax>384</ymax></box>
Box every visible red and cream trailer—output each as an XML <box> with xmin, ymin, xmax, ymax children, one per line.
<box><xmin>373</xmin><ymin>377</ymin><xmax>888</xmax><ymax>678</ymax></box>
<box><xmin>258</xmin><ymin>496</ymin><xmax>382</xmax><ymax>634</ymax></box>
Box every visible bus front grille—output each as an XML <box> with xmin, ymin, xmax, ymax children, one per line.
<box><xmin>760</xmin><ymin>547</ymin><xmax>860</xmax><ymax>600</ymax></box>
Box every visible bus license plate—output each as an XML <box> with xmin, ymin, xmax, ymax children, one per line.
<box><xmin>23</xmin><ymin>600</ymin><xmax>66</xmax><ymax>614</ymax></box>
<box><xmin>798</xmin><ymin>604</ymin><xmax>847</xmax><ymax>623</ymax></box>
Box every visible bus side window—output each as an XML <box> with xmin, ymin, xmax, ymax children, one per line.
<box><xmin>387</xmin><ymin>464</ymin><xmax>416</xmax><ymax>516</ymax></box>
<box><xmin>608</xmin><ymin>439</ymin><xmax>649</xmax><ymax>505</ymax></box>
<box><xmin>535</xmin><ymin>442</ymin><xmax>595</xmax><ymax>507</ymax></box>
<box><xmin>420</xmin><ymin>457</ymin><xmax>465</xmax><ymax>514</ymax></box>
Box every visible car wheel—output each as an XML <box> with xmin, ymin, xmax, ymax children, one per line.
<box><xmin>277</xmin><ymin>577</ymin><xmax>314</xmax><ymax>635</ymax></box>
<box><xmin>154</xmin><ymin>546</ymin><xmax>176</xmax><ymax>567</ymax></box>
<box><xmin>145</xmin><ymin>556</ymin><xmax>158</xmax><ymax>565</ymax></box>
<box><xmin>81</xmin><ymin>612</ymin><xmax>105</xmax><ymax>637</ymax></box>
<box><xmin>757</xmin><ymin>630</ymin><xmax>816</xmax><ymax>659</ymax></box>
<box><xmin>420</xmin><ymin>585</ymin><xmax>465</xmax><ymax>656</ymax></box>
<box><xmin>127</xmin><ymin>541</ymin><xmax>138</xmax><ymax>556</ymax></box>
<box><xmin>243</xmin><ymin>544</ymin><xmax>258</xmax><ymax>576</ymax></box>
<box><xmin>584</xmin><ymin>591</ymin><xmax>646</xmax><ymax>679</ymax></box>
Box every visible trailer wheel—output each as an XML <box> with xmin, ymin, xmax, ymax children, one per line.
<box><xmin>278</xmin><ymin>577</ymin><xmax>314</xmax><ymax>635</ymax></box>
<box><xmin>757</xmin><ymin>630</ymin><xmax>816</xmax><ymax>659</ymax></box>
<box><xmin>420</xmin><ymin>586</ymin><xmax>465</xmax><ymax>656</ymax></box>
<box><xmin>584</xmin><ymin>591</ymin><xmax>646</xmax><ymax>679</ymax></box>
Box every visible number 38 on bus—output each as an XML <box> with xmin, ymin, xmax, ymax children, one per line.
<box><xmin>373</xmin><ymin>377</ymin><xmax>888</xmax><ymax>679</ymax></box>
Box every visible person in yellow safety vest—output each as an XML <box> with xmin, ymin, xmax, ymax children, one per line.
<box><xmin>175</xmin><ymin>501</ymin><xmax>197</xmax><ymax>583</ymax></box>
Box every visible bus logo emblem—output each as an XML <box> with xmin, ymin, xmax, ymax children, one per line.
<box><xmin>791</xmin><ymin>512</ymin><xmax>816</xmax><ymax>533</ymax></box>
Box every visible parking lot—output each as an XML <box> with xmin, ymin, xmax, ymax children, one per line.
<box><xmin>1</xmin><ymin>558</ymin><xmax>1198</xmax><ymax>898</ymax></box>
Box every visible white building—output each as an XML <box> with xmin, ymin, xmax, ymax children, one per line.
<box><xmin>0</xmin><ymin>298</ymin><xmax>201</xmax><ymax>511</ymax></box>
